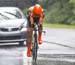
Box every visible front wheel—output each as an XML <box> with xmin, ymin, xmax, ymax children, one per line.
<box><xmin>32</xmin><ymin>46</ymin><xmax>37</xmax><ymax>62</ymax></box>
<box><xmin>32</xmin><ymin>33</ymin><xmax>38</xmax><ymax>63</ymax></box>
<box><xmin>19</xmin><ymin>41</ymin><xmax>24</xmax><ymax>46</ymax></box>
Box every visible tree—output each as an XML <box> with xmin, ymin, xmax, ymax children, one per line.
<box><xmin>38</xmin><ymin>0</ymin><xmax>75</xmax><ymax>25</ymax></box>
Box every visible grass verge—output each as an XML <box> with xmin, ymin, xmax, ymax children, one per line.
<box><xmin>43</xmin><ymin>23</ymin><xmax>75</xmax><ymax>29</ymax></box>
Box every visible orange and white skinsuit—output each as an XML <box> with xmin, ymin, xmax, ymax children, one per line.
<box><xmin>26</xmin><ymin>4</ymin><xmax>44</xmax><ymax>57</ymax></box>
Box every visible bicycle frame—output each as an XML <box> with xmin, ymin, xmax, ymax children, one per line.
<box><xmin>31</xmin><ymin>23</ymin><xmax>46</xmax><ymax>63</ymax></box>
<box><xmin>31</xmin><ymin>23</ymin><xmax>38</xmax><ymax>63</ymax></box>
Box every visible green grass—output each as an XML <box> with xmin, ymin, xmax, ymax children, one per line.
<box><xmin>43</xmin><ymin>23</ymin><xmax>75</xmax><ymax>29</ymax></box>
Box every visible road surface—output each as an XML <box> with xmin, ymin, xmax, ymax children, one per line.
<box><xmin>0</xmin><ymin>28</ymin><xmax>75</xmax><ymax>65</ymax></box>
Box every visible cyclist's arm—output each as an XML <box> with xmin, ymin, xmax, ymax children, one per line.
<box><xmin>39</xmin><ymin>14</ymin><xmax>43</xmax><ymax>25</ymax></box>
<box><xmin>30</xmin><ymin>13</ymin><xmax>34</xmax><ymax>26</ymax></box>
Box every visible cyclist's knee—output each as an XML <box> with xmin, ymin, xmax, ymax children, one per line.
<box><xmin>27</xmin><ymin>29</ymin><xmax>32</xmax><ymax>41</ymax></box>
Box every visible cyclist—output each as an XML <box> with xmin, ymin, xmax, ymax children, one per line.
<box><xmin>26</xmin><ymin>4</ymin><xmax>44</xmax><ymax>57</ymax></box>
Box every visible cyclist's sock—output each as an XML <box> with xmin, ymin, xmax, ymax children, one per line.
<box><xmin>27</xmin><ymin>42</ymin><xmax>31</xmax><ymax>57</ymax></box>
<box><xmin>38</xmin><ymin>32</ymin><xmax>42</xmax><ymax>44</ymax></box>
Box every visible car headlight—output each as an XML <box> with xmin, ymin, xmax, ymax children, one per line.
<box><xmin>21</xmin><ymin>27</ymin><xmax>27</xmax><ymax>31</ymax></box>
<box><xmin>20</xmin><ymin>20</ymin><xmax>28</xmax><ymax>31</ymax></box>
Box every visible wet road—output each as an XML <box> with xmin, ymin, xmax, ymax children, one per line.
<box><xmin>0</xmin><ymin>42</ymin><xmax>75</xmax><ymax>65</ymax></box>
<box><xmin>0</xmin><ymin>28</ymin><xmax>75</xmax><ymax>65</ymax></box>
<box><xmin>0</xmin><ymin>44</ymin><xmax>24</xmax><ymax>65</ymax></box>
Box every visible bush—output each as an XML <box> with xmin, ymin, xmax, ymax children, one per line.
<box><xmin>39</xmin><ymin>0</ymin><xmax>75</xmax><ymax>25</ymax></box>
<box><xmin>66</xmin><ymin>16</ymin><xmax>75</xmax><ymax>25</ymax></box>
<box><xmin>43</xmin><ymin>2</ymin><xmax>69</xmax><ymax>24</ymax></box>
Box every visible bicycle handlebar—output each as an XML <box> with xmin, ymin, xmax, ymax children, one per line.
<box><xmin>42</xmin><ymin>30</ymin><xmax>46</xmax><ymax>35</ymax></box>
<box><xmin>33</xmin><ymin>23</ymin><xmax>46</xmax><ymax>35</ymax></box>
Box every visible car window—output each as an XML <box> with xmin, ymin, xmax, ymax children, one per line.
<box><xmin>0</xmin><ymin>8</ymin><xmax>25</xmax><ymax>20</ymax></box>
<box><xmin>16</xmin><ymin>10</ymin><xmax>22</xmax><ymax>18</ymax></box>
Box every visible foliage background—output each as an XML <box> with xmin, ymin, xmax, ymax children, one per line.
<box><xmin>23</xmin><ymin>0</ymin><xmax>75</xmax><ymax>25</ymax></box>
<box><xmin>38</xmin><ymin>0</ymin><xmax>75</xmax><ymax>25</ymax></box>
<box><xmin>1</xmin><ymin>0</ymin><xmax>75</xmax><ymax>25</ymax></box>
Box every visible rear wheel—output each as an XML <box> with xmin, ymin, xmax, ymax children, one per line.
<box><xmin>19</xmin><ymin>41</ymin><xmax>24</xmax><ymax>46</ymax></box>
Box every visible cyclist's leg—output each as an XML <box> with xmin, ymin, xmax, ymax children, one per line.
<box><xmin>26</xmin><ymin>14</ymin><xmax>30</xmax><ymax>46</ymax></box>
<box><xmin>38</xmin><ymin>24</ymin><xmax>43</xmax><ymax>44</ymax></box>
<box><xmin>27</xmin><ymin>27</ymin><xmax>33</xmax><ymax>57</ymax></box>
<box><xmin>26</xmin><ymin>19</ymin><xmax>33</xmax><ymax>57</ymax></box>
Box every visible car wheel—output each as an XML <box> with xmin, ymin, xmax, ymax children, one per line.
<box><xmin>19</xmin><ymin>41</ymin><xmax>24</xmax><ymax>46</ymax></box>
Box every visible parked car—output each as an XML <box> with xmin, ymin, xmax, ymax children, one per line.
<box><xmin>0</xmin><ymin>7</ymin><xmax>28</xmax><ymax>45</ymax></box>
